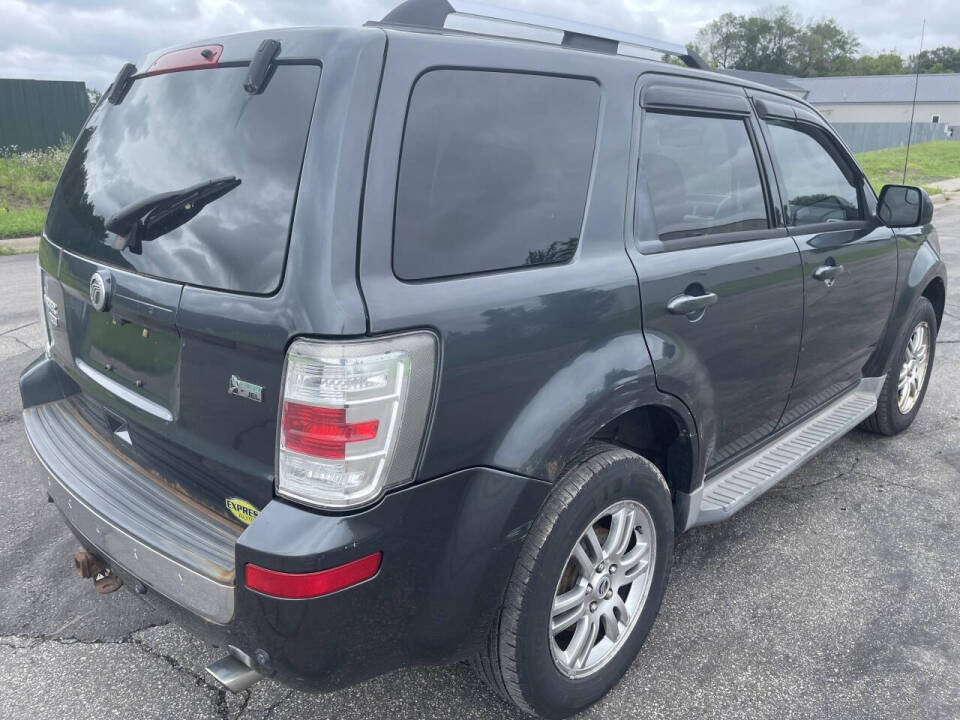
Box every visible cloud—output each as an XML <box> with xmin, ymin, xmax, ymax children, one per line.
<box><xmin>1</xmin><ymin>0</ymin><xmax>956</xmax><ymax>91</ymax></box>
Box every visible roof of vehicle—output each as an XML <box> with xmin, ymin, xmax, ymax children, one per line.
<box><xmin>371</xmin><ymin>0</ymin><xmax>709</xmax><ymax>68</ymax></box>
<box><xmin>373</xmin><ymin>1</ymin><xmax>826</xmax><ymax>112</ymax></box>
<box><xmin>134</xmin><ymin>2</ymin><xmax>828</xmax><ymax>127</ymax></box>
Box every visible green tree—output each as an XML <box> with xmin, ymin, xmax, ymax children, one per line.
<box><xmin>911</xmin><ymin>46</ymin><xmax>960</xmax><ymax>73</ymax></box>
<box><xmin>695</xmin><ymin>12</ymin><xmax>742</xmax><ymax>69</ymax></box>
<box><xmin>792</xmin><ymin>19</ymin><xmax>860</xmax><ymax>76</ymax></box>
<box><xmin>693</xmin><ymin>10</ymin><xmax>957</xmax><ymax>76</ymax></box>
<box><xmin>850</xmin><ymin>52</ymin><xmax>906</xmax><ymax>75</ymax></box>
<box><xmin>695</xmin><ymin>8</ymin><xmax>857</xmax><ymax>75</ymax></box>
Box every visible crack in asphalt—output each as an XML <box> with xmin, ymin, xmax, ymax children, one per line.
<box><xmin>771</xmin><ymin>455</ymin><xmax>922</xmax><ymax>494</ymax></box>
<box><xmin>0</xmin><ymin>320</ymin><xmax>38</xmax><ymax>337</ymax></box>
<box><xmin>262</xmin><ymin>690</ymin><xmax>293</xmax><ymax>720</ymax></box>
<box><xmin>0</xmin><ymin>621</ymin><xmax>237</xmax><ymax>720</ymax></box>
<box><xmin>771</xmin><ymin>456</ymin><xmax>864</xmax><ymax>492</ymax></box>
<box><xmin>9</xmin><ymin>335</ymin><xmax>34</xmax><ymax>351</ymax></box>
<box><xmin>233</xmin><ymin>690</ymin><xmax>252</xmax><ymax>720</ymax></box>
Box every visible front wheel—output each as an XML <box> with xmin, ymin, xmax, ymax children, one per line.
<box><xmin>862</xmin><ymin>297</ymin><xmax>937</xmax><ymax>436</ymax></box>
<box><xmin>473</xmin><ymin>442</ymin><xmax>673</xmax><ymax>719</ymax></box>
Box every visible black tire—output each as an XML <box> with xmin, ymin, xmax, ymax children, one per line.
<box><xmin>862</xmin><ymin>297</ymin><xmax>937</xmax><ymax>436</ymax></box>
<box><xmin>472</xmin><ymin>442</ymin><xmax>674</xmax><ymax>719</ymax></box>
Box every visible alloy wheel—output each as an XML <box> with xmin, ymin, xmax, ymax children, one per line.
<box><xmin>549</xmin><ymin>500</ymin><xmax>656</xmax><ymax>679</ymax></box>
<box><xmin>897</xmin><ymin>320</ymin><xmax>931</xmax><ymax>414</ymax></box>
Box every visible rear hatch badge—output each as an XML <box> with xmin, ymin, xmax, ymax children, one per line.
<box><xmin>228</xmin><ymin>375</ymin><xmax>263</xmax><ymax>403</ymax></box>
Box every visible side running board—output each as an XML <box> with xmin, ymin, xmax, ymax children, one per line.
<box><xmin>682</xmin><ymin>376</ymin><xmax>884</xmax><ymax>530</ymax></box>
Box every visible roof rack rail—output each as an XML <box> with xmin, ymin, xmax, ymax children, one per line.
<box><xmin>370</xmin><ymin>0</ymin><xmax>711</xmax><ymax>70</ymax></box>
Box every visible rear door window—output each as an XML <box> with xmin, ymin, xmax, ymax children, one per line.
<box><xmin>393</xmin><ymin>70</ymin><xmax>600</xmax><ymax>280</ymax></box>
<box><xmin>637</xmin><ymin>112</ymin><xmax>769</xmax><ymax>243</ymax></box>
<box><xmin>45</xmin><ymin>65</ymin><xmax>321</xmax><ymax>294</ymax></box>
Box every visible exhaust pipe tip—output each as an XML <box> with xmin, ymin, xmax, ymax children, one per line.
<box><xmin>206</xmin><ymin>654</ymin><xmax>263</xmax><ymax>693</ymax></box>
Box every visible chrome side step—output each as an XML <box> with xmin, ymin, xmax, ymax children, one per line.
<box><xmin>682</xmin><ymin>376</ymin><xmax>884</xmax><ymax>530</ymax></box>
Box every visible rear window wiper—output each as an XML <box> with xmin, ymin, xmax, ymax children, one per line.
<box><xmin>105</xmin><ymin>176</ymin><xmax>241</xmax><ymax>253</ymax></box>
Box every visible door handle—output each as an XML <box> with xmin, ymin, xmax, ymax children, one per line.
<box><xmin>666</xmin><ymin>291</ymin><xmax>719</xmax><ymax>316</ymax></box>
<box><xmin>813</xmin><ymin>264</ymin><xmax>845</xmax><ymax>282</ymax></box>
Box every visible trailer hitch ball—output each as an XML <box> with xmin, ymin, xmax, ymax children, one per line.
<box><xmin>73</xmin><ymin>550</ymin><xmax>123</xmax><ymax>594</ymax></box>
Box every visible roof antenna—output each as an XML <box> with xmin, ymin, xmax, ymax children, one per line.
<box><xmin>902</xmin><ymin>19</ymin><xmax>925</xmax><ymax>184</ymax></box>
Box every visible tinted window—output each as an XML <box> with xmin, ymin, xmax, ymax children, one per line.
<box><xmin>637</xmin><ymin>112</ymin><xmax>768</xmax><ymax>243</ymax></box>
<box><xmin>765</xmin><ymin>121</ymin><xmax>862</xmax><ymax>226</ymax></box>
<box><xmin>45</xmin><ymin>66</ymin><xmax>321</xmax><ymax>294</ymax></box>
<box><xmin>393</xmin><ymin>71</ymin><xmax>600</xmax><ymax>280</ymax></box>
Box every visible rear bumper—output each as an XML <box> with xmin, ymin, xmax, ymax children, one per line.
<box><xmin>24</xmin><ymin>399</ymin><xmax>239</xmax><ymax>624</ymax></box>
<box><xmin>22</xmin><ymin>356</ymin><xmax>551</xmax><ymax>691</ymax></box>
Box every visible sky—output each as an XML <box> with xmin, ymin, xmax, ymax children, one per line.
<box><xmin>1</xmin><ymin>0</ymin><xmax>956</xmax><ymax>91</ymax></box>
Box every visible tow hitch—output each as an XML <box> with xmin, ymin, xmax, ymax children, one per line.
<box><xmin>73</xmin><ymin>550</ymin><xmax>123</xmax><ymax>594</ymax></box>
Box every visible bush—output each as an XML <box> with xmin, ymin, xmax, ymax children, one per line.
<box><xmin>0</xmin><ymin>140</ymin><xmax>70</xmax><ymax>238</ymax></box>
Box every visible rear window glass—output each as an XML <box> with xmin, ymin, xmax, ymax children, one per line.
<box><xmin>393</xmin><ymin>70</ymin><xmax>600</xmax><ymax>281</ymax></box>
<box><xmin>45</xmin><ymin>65</ymin><xmax>321</xmax><ymax>294</ymax></box>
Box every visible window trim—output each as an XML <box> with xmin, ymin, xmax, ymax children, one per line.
<box><xmin>641</xmin><ymin>83</ymin><xmax>752</xmax><ymax>115</ymax></box>
<box><xmin>632</xmin><ymin>105</ymin><xmax>778</xmax><ymax>255</ymax></box>
<box><xmin>391</xmin><ymin>67</ymin><xmax>602</xmax><ymax>282</ymax></box>
<box><xmin>759</xmin><ymin>116</ymin><xmax>871</xmax><ymax>232</ymax></box>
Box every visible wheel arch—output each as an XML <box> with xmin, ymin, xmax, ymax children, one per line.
<box><xmin>922</xmin><ymin>275</ymin><xmax>946</xmax><ymax>332</ymax></box>
<box><xmin>490</xmin><ymin>333</ymin><xmax>703</xmax><ymax>499</ymax></box>
<box><xmin>589</xmin><ymin>403</ymin><xmax>698</xmax><ymax>497</ymax></box>
<box><xmin>866</xmin><ymin>239</ymin><xmax>946</xmax><ymax>377</ymax></box>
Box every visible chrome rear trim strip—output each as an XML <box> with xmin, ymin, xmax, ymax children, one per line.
<box><xmin>76</xmin><ymin>358</ymin><xmax>173</xmax><ymax>422</ymax></box>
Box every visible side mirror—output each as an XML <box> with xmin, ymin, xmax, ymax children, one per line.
<box><xmin>877</xmin><ymin>184</ymin><xmax>933</xmax><ymax>228</ymax></box>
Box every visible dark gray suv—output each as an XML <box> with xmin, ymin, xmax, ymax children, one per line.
<box><xmin>19</xmin><ymin>1</ymin><xmax>947</xmax><ymax>717</ymax></box>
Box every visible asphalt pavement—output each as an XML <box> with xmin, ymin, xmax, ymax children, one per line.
<box><xmin>0</xmin><ymin>205</ymin><xmax>958</xmax><ymax>719</ymax></box>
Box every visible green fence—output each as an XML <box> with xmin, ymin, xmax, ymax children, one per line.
<box><xmin>0</xmin><ymin>78</ymin><xmax>89</xmax><ymax>152</ymax></box>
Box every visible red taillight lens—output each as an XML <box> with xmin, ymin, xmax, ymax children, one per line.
<box><xmin>276</xmin><ymin>334</ymin><xmax>436</xmax><ymax>510</ymax></box>
<box><xmin>245</xmin><ymin>552</ymin><xmax>382</xmax><ymax>599</ymax></box>
<box><xmin>281</xmin><ymin>402</ymin><xmax>379</xmax><ymax>459</ymax></box>
<box><xmin>145</xmin><ymin>45</ymin><xmax>223</xmax><ymax>76</ymax></box>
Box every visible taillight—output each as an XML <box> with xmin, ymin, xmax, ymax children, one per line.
<box><xmin>277</xmin><ymin>333</ymin><xmax>437</xmax><ymax>510</ymax></box>
<box><xmin>281</xmin><ymin>404</ymin><xmax>379</xmax><ymax>459</ymax></box>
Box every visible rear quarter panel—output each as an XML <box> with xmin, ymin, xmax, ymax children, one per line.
<box><xmin>359</xmin><ymin>33</ymin><xmax>693</xmax><ymax>483</ymax></box>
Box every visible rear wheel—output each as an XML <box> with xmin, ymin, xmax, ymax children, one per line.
<box><xmin>473</xmin><ymin>442</ymin><xmax>673</xmax><ymax>719</ymax></box>
<box><xmin>863</xmin><ymin>297</ymin><xmax>937</xmax><ymax>436</ymax></box>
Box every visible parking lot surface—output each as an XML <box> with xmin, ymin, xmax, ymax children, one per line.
<box><xmin>1</xmin><ymin>205</ymin><xmax>958</xmax><ymax>719</ymax></box>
